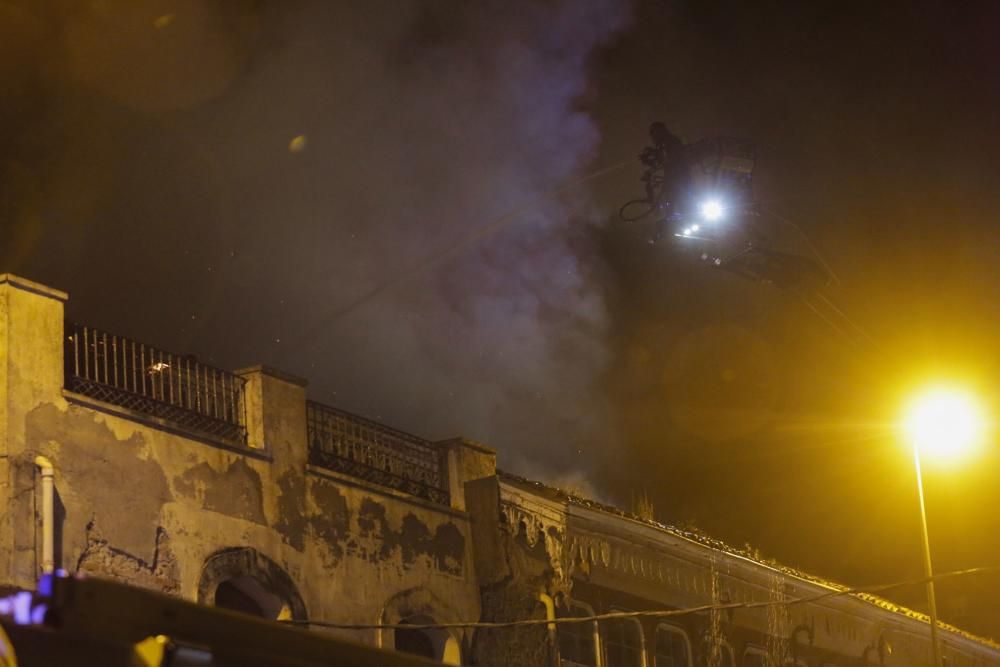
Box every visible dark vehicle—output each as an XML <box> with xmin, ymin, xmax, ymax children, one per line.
<box><xmin>1</xmin><ymin>574</ymin><xmax>440</xmax><ymax>667</ymax></box>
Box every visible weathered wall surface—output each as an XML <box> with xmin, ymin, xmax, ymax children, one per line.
<box><xmin>0</xmin><ymin>276</ymin><xmax>68</xmax><ymax>584</ymax></box>
<box><xmin>13</xmin><ymin>393</ymin><xmax>481</xmax><ymax>635</ymax></box>
<box><xmin>4</xmin><ymin>275</ymin><xmax>1000</xmax><ymax>666</ymax></box>
<box><xmin>491</xmin><ymin>481</ymin><xmax>1000</xmax><ymax>667</ymax></box>
<box><xmin>0</xmin><ymin>275</ymin><xmax>485</xmax><ymax>657</ymax></box>
<box><xmin>466</xmin><ymin>477</ymin><xmax>556</xmax><ymax>667</ymax></box>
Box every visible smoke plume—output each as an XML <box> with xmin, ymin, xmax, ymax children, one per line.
<box><xmin>0</xmin><ymin>0</ymin><xmax>631</xmax><ymax>479</ymax></box>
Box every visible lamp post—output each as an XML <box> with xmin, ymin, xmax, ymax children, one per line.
<box><xmin>911</xmin><ymin>441</ymin><xmax>942</xmax><ymax>667</ymax></box>
<box><xmin>901</xmin><ymin>386</ymin><xmax>987</xmax><ymax>667</ymax></box>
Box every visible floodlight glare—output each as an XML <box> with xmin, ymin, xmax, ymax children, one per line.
<box><xmin>700</xmin><ymin>199</ymin><xmax>724</xmax><ymax>222</ymax></box>
<box><xmin>901</xmin><ymin>386</ymin><xmax>987</xmax><ymax>461</ymax></box>
<box><xmin>691</xmin><ymin>224</ymin><xmax>701</xmax><ymax>232</ymax></box>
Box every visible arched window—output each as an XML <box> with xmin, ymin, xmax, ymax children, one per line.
<box><xmin>393</xmin><ymin>615</ymin><xmax>461</xmax><ymax>665</ymax></box>
<box><xmin>704</xmin><ymin>638</ymin><xmax>736</xmax><ymax>667</ymax></box>
<box><xmin>214</xmin><ymin>575</ymin><xmax>291</xmax><ymax>619</ymax></box>
<box><xmin>557</xmin><ymin>600</ymin><xmax>598</xmax><ymax>667</ymax></box>
<box><xmin>395</xmin><ymin>616</ymin><xmax>437</xmax><ymax>659</ymax></box>
<box><xmin>654</xmin><ymin>623</ymin><xmax>691</xmax><ymax>667</ymax></box>
<box><xmin>744</xmin><ymin>646</ymin><xmax>766</xmax><ymax>667</ymax></box>
<box><xmin>197</xmin><ymin>548</ymin><xmax>306</xmax><ymax>621</ymax></box>
<box><xmin>602</xmin><ymin>611</ymin><xmax>644</xmax><ymax>667</ymax></box>
<box><xmin>721</xmin><ymin>642</ymin><xmax>736</xmax><ymax>667</ymax></box>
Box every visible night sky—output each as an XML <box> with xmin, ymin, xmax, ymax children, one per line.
<box><xmin>3</xmin><ymin>0</ymin><xmax>1000</xmax><ymax>638</ymax></box>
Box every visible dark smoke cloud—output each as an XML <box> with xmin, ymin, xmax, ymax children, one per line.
<box><xmin>0</xmin><ymin>1</ymin><xmax>630</xmax><ymax>480</ymax></box>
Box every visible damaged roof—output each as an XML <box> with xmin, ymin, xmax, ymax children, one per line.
<box><xmin>496</xmin><ymin>470</ymin><xmax>1000</xmax><ymax>649</ymax></box>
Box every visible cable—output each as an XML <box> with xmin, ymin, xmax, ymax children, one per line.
<box><xmin>799</xmin><ymin>295</ymin><xmax>858</xmax><ymax>346</ymax></box>
<box><xmin>735</xmin><ymin>204</ymin><xmax>871</xmax><ymax>346</ymax></box>
<box><xmin>751</xmin><ymin>205</ymin><xmax>875</xmax><ymax>348</ymax></box>
<box><xmin>618</xmin><ymin>198</ymin><xmax>658</xmax><ymax>222</ymax></box>
<box><xmin>759</xmin><ymin>206</ymin><xmax>841</xmax><ymax>287</ymax></box>
<box><xmin>813</xmin><ymin>292</ymin><xmax>875</xmax><ymax>345</ymax></box>
<box><xmin>283</xmin><ymin>565</ymin><xmax>1000</xmax><ymax>631</ymax></box>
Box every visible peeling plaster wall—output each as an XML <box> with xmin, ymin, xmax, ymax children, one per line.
<box><xmin>487</xmin><ymin>483</ymin><xmax>1000</xmax><ymax>667</ymax></box>
<box><xmin>0</xmin><ymin>280</ymin><xmax>483</xmax><ymax>650</ymax></box>
<box><xmin>0</xmin><ymin>277</ymin><xmax>68</xmax><ymax>583</ymax></box>
<box><xmin>8</xmin><ymin>277</ymin><xmax>993</xmax><ymax>665</ymax></box>
<box><xmin>466</xmin><ymin>477</ymin><xmax>556</xmax><ymax>667</ymax></box>
<box><xmin>9</xmin><ymin>397</ymin><xmax>480</xmax><ymax>637</ymax></box>
<box><xmin>175</xmin><ymin>458</ymin><xmax>268</xmax><ymax>526</ymax></box>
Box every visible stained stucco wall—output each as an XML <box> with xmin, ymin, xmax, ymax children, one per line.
<box><xmin>465</xmin><ymin>477</ymin><xmax>556</xmax><ymax>667</ymax></box>
<box><xmin>26</xmin><ymin>401</ymin><xmax>476</xmax><ymax>630</ymax></box>
<box><xmin>0</xmin><ymin>275</ymin><xmax>67</xmax><ymax>588</ymax></box>
<box><xmin>0</xmin><ymin>275</ymin><xmax>484</xmax><ymax>654</ymax></box>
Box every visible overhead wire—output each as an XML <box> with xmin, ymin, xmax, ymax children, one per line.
<box><xmin>759</xmin><ymin>206</ymin><xmax>841</xmax><ymax>287</ymax></box>
<box><xmin>754</xmin><ymin>205</ymin><xmax>875</xmax><ymax>349</ymax></box>
<box><xmin>284</xmin><ymin>565</ymin><xmax>1000</xmax><ymax>631</ymax></box>
<box><xmin>798</xmin><ymin>295</ymin><xmax>861</xmax><ymax>348</ymax></box>
<box><xmin>813</xmin><ymin>291</ymin><xmax>875</xmax><ymax>345</ymax></box>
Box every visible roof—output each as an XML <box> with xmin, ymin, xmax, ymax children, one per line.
<box><xmin>496</xmin><ymin>470</ymin><xmax>1000</xmax><ymax>650</ymax></box>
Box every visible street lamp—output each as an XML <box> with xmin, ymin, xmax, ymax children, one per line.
<box><xmin>900</xmin><ymin>385</ymin><xmax>988</xmax><ymax>667</ymax></box>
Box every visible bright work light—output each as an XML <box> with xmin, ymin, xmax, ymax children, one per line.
<box><xmin>700</xmin><ymin>199</ymin><xmax>724</xmax><ymax>222</ymax></box>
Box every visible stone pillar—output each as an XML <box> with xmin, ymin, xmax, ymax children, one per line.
<box><xmin>235</xmin><ymin>366</ymin><xmax>308</xmax><ymax>470</ymax></box>
<box><xmin>0</xmin><ymin>275</ymin><xmax>68</xmax><ymax>455</ymax></box>
<box><xmin>438</xmin><ymin>438</ymin><xmax>496</xmax><ymax>512</ymax></box>
<box><xmin>464</xmin><ymin>476</ymin><xmax>507</xmax><ymax>583</ymax></box>
<box><xmin>0</xmin><ymin>275</ymin><xmax>68</xmax><ymax>589</ymax></box>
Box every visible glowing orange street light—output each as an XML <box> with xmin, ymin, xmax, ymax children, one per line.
<box><xmin>900</xmin><ymin>385</ymin><xmax>988</xmax><ymax>667</ymax></box>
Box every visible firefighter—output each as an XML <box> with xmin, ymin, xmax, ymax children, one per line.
<box><xmin>640</xmin><ymin>122</ymin><xmax>689</xmax><ymax>240</ymax></box>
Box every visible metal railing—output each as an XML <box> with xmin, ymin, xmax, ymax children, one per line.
<box><xmin>64</xmin><ymin>321</ymin><xmax>248</xmax><ymax>445</ymax></box>
<box><xmin>306</xmin><ymin>401</ymin><xmax>450</xmax><ymax>505</ymax></box>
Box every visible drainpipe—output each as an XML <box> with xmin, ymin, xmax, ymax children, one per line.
<box><xmin>33</xmin><ymin>456</ymin><xmax>55</xmax><ymax>575</ymax></box>
<box><xmin>538</xmin><ymin>592</ymin><xmax>557</xmax><ymax>667</ymax></box>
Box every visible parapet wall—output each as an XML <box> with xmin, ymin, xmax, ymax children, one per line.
<box><xmin>0</xmin><ymin>275</ymin><xmax>495</xmax><ymax>661</ymax></box>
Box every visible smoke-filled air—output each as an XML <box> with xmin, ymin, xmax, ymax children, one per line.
<box><xmin>0</xmin><ymin>1</ymin><xmax>631</xmax><ymax>484</ymax></box>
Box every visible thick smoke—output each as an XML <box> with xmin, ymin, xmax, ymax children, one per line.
<box><xmin>0</xmin><ymin>1</ymin><xmax>630</xmax><ymax>480</ymax></box>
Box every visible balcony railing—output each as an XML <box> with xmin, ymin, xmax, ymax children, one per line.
<box><xmin>64</xmin><ymin>322</ymin><xmax>248</xmax><ymax>445</ymax></box>
<box><xmin>307</xmin><ymin>401</ymin><xmax>450</xmax><ymax>505</ymax></box>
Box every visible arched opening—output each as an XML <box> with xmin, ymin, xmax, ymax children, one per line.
<box><xmin>557</xmin><ymin>599</ymin><xmax>598</xmax><ymax>666</ymax></box>
<box><xmin>214</xmin><ymin>574</ymin><xmax>291</xmax><ymax>620</ymax></box>
<box><xmin>379</xmin><ymin>587</ymin><xmax>464</xmax><ymax>664</ymax></box>
<box><xmin>442</xmin><ymin>635</ymin><xmax>462</xmax><ymax>665</ymax></box>
<box><xmin>393</xmin><ymin>615</ymin><xmax>461</xmax><ymax>665</ymax></box>
<box><xmin>395</xmin><ymin>616</ymin><xmax>437</xmax><ymax>659</ymax></box>
<box><xmin>197</xmin><ymin>548</ymin><xmax>306</xmax><ymax>621</ymax></box>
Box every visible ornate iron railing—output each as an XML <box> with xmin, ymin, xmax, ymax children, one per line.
<box><xmin>64</xmin><ymin>321</ymin><xmax>248</xmax><ymax>445</ymax></box>
<box><xmin>306</xmin><ymin>401</ymin><xmax>450</xmax><ymax>505</ymax></box>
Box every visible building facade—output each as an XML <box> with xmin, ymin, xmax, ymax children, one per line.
<box><xmin>0</xmin><ymin>274</ymin><xmax>997</xmax><ymax>666</ymax></box>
